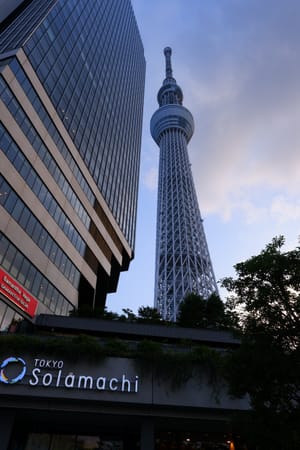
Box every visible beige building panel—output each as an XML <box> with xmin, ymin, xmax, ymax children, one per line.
<box><xmin>0</xmin><ymin>207</ymin><xmax>78</xmax><ymax>307</ymax></box>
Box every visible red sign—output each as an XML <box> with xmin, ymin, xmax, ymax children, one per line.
<box><xmin>0</xmin><ymin>268</ymin><xmax>38</xmax><ymax>318</ymax></box>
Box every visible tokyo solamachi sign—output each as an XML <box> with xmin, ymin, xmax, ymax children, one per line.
<box><xmin>0</xmin><ymin>356</ymin><xmax>139</xmax><ymax>393</ymax></box>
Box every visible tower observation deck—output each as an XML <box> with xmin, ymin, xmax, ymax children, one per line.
<box><xmin>151</xmin><ymin>47</ymin><xmax>218</xmax><ymax>322</ymax></box>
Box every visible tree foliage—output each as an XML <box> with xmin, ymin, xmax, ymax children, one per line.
<box><xmin>119</xmin><ymin>306</ymin><xmax>163</xmax><ymax>323</ymax></box>
<box><xmin>177</xmin><ymin>292</ymin><xmax>235</xmax><ymax>329</ymax></box>
<box><xmin>70</xmin><ymin>306</ymin><xmax>163</xmax><ymax>324</ymax></box>
<box><xmin>136</xmin><ymin>306</ymin><xmax>163</xmax><ymax>323</ymax></box>
<box><xmin>222</xmin><ymin>236</ymin><xmax>300</xmax><ymax>449</ymax></box>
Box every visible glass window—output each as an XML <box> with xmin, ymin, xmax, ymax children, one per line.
<box><xmin>1</xmin><ymin>242</ymin><xmax>16</xmax><ymax>270</ymax></box>
<box><xmin>0</xmin><ymin>131</ymin><xmax>10</xmax><ymax>152</ymax></box>
<box><xmin>39</xmin><ymin>184</ymin><xmax>47</xmax><ymax>203</ymax></box>
<box><xmin>0</xmin><ymin>76</ymin><xmax>6</xmax><ymax>93</ymax></box>
<box><xmin>65</xmin><ymin>259</ymin><xmax>73</xmax><ymax>280</ymax></box>
<box><xmin>76</xmin><ymin>436</ymin><xmax>103</xmax><ymax>450</ymax></box>
<box><xmin>32</xmin><ymin>177</ymin><xmax>42</xmax><ymax>196</ymax></box>
<box><xmin>21</xmin><ymin>117</ymin><xmax>31</xmax><ymax>135</ymax></box>
<box><xmin>47</xmin><ymin>197</ymin><xmax>57</xmax><ymax>219</ymax></box>
<box><xmin>32</xmin><ymin>134</ymin><xmax>42</xmax><ymax>152</ymax></box>
<box><xmin>26</xmin><ymin>126</ymin><xmax>36</xmax><ymax>144</ymax></box>
<box><xmin>1</xmin><ymin>86</ymin><xmax>12</xmax><ymax>105</ymax></box>
<box><xmin>54</xmin><ymin>249</ymin><xmax>62</xmax><ymax>267</ymax></box>
<box><xmin>1</xmin><ymin>307</ymin><xmax>14</xmax><ymax>332</ymax></box>
<box><xmin>30</xmin><ymin>47</ymin><xmax>43</xmax><ymax>66</ymax></box>
<box><xmin>26</xmin><ymin>170</ymin><xmax>36</xmax><ymax>189</ymax></box>
<box><xmin>24</xmin><ymin>265</ymin><xmax>36</xmax><ymax>290</ymax></box>
<box><xmin>32</xmin><ymin>221</ymin><xmax>42</xmax><ymax>244</ymax></box>
<box><xmin>23</xmin><ymin>79</ymin><xmax>32</xmax><ymax>95</ymax></box>
<box><xmin>8</xmin><ymin>98</ymin><xmax>19</xmax><ymax>116</ymax></box>
<box><xmin>55</xmin><ymin>296</ymin><xmax>63</xmax><ymax>315</ymax></box>
<box><xmin>0</xmin><ymin>234</ymin><xmax>9</xmax><ymax>262</ymax></box>
<box><xmin>38</xmin><ymin>281</ymin><xmax>46</xmax><ymax>302</ymax></box>
<box><xmin>14</xmin><ymin>108</ymin><xmax>24</xmax><ymax>126</ymax></box>
<box><xmin>60</xmin><ymin>252</ymin><xmax>67</xmax><ymax>271</ymax></box>
<box><xmin>4</xmin><ymin>191</ymin><xmax>17</xmax><ymax>214</ymax></box>
<box><xmin>26</xmin><ymin>215</ymin><xmax>36</xmax><ymax>236</ymax></box>
<box><xmin>27</xmin><ymin>88</ymin><xmax>36</xmax><ymax>103</ymax></box>
<box><xmin>43</xmin><ymin>235</ymin><xmax>53</xmax><ymax>257</ymax></box>
<box><xmin>39</xmin><ymin>143</ymin><xmax>47</xmax><ymax>160</ymax></box>
<box><xmin>7</xmin><ymin>141</ymin><xmax>18</xmax><ymax>161</ymax></box>
<box><xmin>19</xmin><ymin>207</ymin><xmax>31</xmax><ymax>229</ymax></box>
<box><xmin>17</xmin><ymin>260</ymin><xmax>27</xmax><ymax>285</ymax></box>
<box><xmin>12</xmin><ymin>199</ymin><xmax>24</xmax><ymax>222</ymax></box>
<box><xmin>50</xmin><ymin>434</ymin><xmax>76</xmax><ymax>450</ymax></box>
<box><xmin>49</xmin><ymin>291</ymin><xmax>58</xmax><ymax>313</ymax></box>
<box><xmin>25</xmin><ymin>434</ymin><xmax>51</xmax><ymax>450</ymax></box>
<box><xmin>20</xmin><ymin>159</ymin><xmax>31</xmax><ymax>179</ymax></box>
<box><xmin>43</xmin><ymin>192</ymin><xmax>52</xmax><ymax>210</ymax></box>
<box><xmin>18</xmin><ymin>258</ymin><xmax>31</xmax><ymax>286</ymax></box>
<box><xmin>43</xmin><ymin>114</ymin><xmax>51</xmax><ymax>130</ymax></box>
<box><xmin>39</xmin><ymin>229</ymin><xmax>48</xmax><ymax>250</ymax></box>
<box><xmin>11</xmin><ymin>251</ymin><xmax>23</xmax><ymax>278</ymax></box>
<box><xmin>0</xmin><ymin>301</ymin><xmax>8</xmax><ymax>331</ymax></box>
<box><xmin>13</xmin><ymin>152</ymin><xmax>24</xmax><ymax>172</ymax></box>
<box><xmin>61</xmin><ymin>301</ymin><xmax>69</xmax><ymax>316</ymax></box>
<box><xmin>43</xmin><ymin>284</ymin><xmax>53</xmax><ymax>308</ymax></box>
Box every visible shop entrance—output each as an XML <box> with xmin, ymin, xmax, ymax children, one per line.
<box><xmin>6</xmin><ymin>409</ymin><xmax>245</xmax><ymax>450</ymax></box>
<box><xmin>10</xmin><ymin>432</ymin><xmax>138</xmax><ymax>450</ymax></box>
<box><xmin>26</xmin><ymin>433</ymin><xmax>124</xmax><ymax>450</ymax></box>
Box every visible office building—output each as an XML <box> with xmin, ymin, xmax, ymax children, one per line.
<box><xmin>151</xmin><ymin>48</ymin><xmax>217</xmax><ymax>321</ymax></box>
<box><xmin>0</xmin><ymin>0</ymin><xmax>145</xmax><ymax>328</ymax></box>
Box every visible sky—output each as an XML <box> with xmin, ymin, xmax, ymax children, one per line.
<box><xmin>106</xmin><ymin>0</ymin><xmax>300</xmax><ymax>314</ymax></box>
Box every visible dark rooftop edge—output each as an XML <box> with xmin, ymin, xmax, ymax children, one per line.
<box><xmin>35</xmin><ymin>314</ymin><xmax>240</xmax><ymax>347</ymax></box>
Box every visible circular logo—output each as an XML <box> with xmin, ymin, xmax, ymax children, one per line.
<box><xmin>0</xmin><ymin>357</ymin><xmax>27</xmax><ymax>384</ymax></box>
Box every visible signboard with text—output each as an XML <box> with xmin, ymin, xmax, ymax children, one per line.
<box><xmin>0</xmin><ymin>354</ymin><xmax>250</xmax><ymax>410</ymax></box>
<box><xmin>0</xmin><ymin>268</ymin><xmax>38</xmax><ymax>318</ymax></box>
<box><xmin>0</xmin><ymin>355</ymin><xmax>149</xmax><ymax>405</ymax></box>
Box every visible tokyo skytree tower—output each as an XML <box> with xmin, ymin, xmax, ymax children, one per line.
<box><xmin>151</xmin><ymin>47</ymin><xmax>218</xmax><ymax>321</ymax></box>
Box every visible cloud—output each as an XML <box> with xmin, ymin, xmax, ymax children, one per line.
<box><xmin>143</xmin><ymin>167</ymin><xmax>158</xmax><ymax>191</ymax></box>
<box><xmin>208</xmin><ymin>191</ymin><xmax>300</xmax><ymax>226</ymax></box>
<box><xmin>133</xmin><ymin>0</ymin><xmax>300</xmax><ymax>224</ymax></box>
<box><xmin>180</xmin><ymin>1</ymin><xmax>300</xmax><ymax>221</ymax></box>
<box><xmin>271</xmin><ymin>195</ymin><xmax>300</xmax><ymax>224</ymax></box>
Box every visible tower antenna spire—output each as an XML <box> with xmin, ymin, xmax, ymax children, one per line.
<box><xmin>164</xmin><ymin>47</ymin><xmax>173</xmax><ymax>79</ymax></box>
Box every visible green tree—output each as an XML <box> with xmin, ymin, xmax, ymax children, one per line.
<box><xmin>222</xmin><ymin>236</ymin><xmax>300</xmax><ymax>449</ymax></box>
<box><xmin>177</xmin><ymin>293</ymin><xmax>206</xmax><ymax>328</ymax></box>
<box><xmin>119</xmin><ymin>308</ymin><xmax>137</xmax><ymax>322</ymax></box>
<box><xmin>137</xmin><ymin>306</ymin><xmax>163</xmax><ymax>324</ymax></box>
<box><xmin>177</xmin><ymin>292</ymin><xmax>233</xmax><ymax>329</ymax></box>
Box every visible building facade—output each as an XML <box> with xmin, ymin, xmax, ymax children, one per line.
<box><xmin>0</xmin><ymin>0</ymin><xmax>145</xmax><ymax>328</ymax></box>
<box><xmin>151</xmin><ymin>48</ymin><xmax>217</xmax><ymax>322</ymax></box>
<box><xmin>0</xmin><ymin>316</ymin><xmax>250</xmax><ymax>450</ymax></box>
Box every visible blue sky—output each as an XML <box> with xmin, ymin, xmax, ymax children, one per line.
<box><xmin>106</xmin><ymin>0</ymin><xmax>300</xmax><ymax>314</ymax></box>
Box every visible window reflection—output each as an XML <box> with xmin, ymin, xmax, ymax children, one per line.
<box><xmin>22</xmin><ymin>434</ymin><xmax>124</xmax><ymax>450</ymax></box>
<box><xmin>0</xmin><ymin>301</ymin><xmax>24</xmax><ymax>332</ymax></box>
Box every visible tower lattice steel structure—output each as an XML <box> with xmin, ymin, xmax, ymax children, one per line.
<box><xmin>151</xmin><ymin>47</ymin><xmax>218</xmax><ymax>321</ymax></box>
